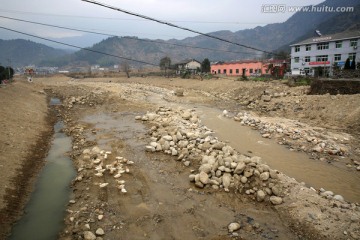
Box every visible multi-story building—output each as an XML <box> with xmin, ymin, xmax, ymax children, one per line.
<box><xmin>290</xmin><ymin>31</ymin><xmax>359</xmax><ymax>77</ymax></box>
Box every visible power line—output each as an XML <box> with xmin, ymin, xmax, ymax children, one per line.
<box><xmin>0</xmin><ymin>26</ymin><xmax>158</xmax><ymax>66</ymax></box>
<box><xmin>0</xmin><ymin>8</ymin><xmax>270</xmax><ymax>25</ymax></box>
<box><xmin>81</xmin><ymin>0</ymin><xmax>276</xmax><ymax>56</ymax></box>
<box><xmin>0</xmin><ymin>15</ymin><xmax>260</xmax><ymax>56</ymax></box>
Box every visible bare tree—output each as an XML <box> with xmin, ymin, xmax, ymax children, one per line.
<box><xmin>121</xmin><ymin>61</ymin><xmax>131</xmax><ymax>78</ymax></box>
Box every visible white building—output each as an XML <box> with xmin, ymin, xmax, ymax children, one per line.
<box><xmin>174</xmin><ymin>59</ymin><xmax>201</xmax><ymax>74</ymax></box>
<box><xmin>290</xmin><ymin>31</ymin><xmax>359</xmax><ymax>77</ymax></box>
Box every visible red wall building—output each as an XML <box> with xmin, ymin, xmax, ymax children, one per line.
<box><xmin>211</xmin><ymin>59</ymin><xmax>287</xmax><ymax>77</ymax></box>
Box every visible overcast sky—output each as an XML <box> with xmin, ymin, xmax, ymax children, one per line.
<box><xmin>0</xmin><ymin>0</ymin><xmax>325</xmax><ymax>48</ymax></box>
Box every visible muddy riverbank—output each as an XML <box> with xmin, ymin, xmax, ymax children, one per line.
<box><xmin>1</xmin><ymin>76</ymin><xmax>360</xmax><ymax>240</ymax></box>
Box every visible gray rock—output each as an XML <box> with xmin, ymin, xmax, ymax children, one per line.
<box><xmin>260</xmin><ymin>172</ymin><xmax>270</xmax><ymax>181</ymax></box>
<box><xmin>95</xmin><ymin>228</ymin><xmax>105</xmax><ymax>236</ymax></box>
<box><xmin>256</xmin><ymin>190</ymin><xmax>266</xmax><ymax>202</ymax></box>
<box><xmin>333</xmin><ymin>195</ymin><xmax>345</xmax><ymax>202</ymax></box>
<box><xmin>212</xmin><ymin>142</ymin><xmax>225</xmax><ymax>150</ymax></box>
<box><xmin>182</xmin><ymin>111</ymin><xmax>192</xmax><ymax>120</ymax></box>
<box><xmin>145</xmin><ymin>146</ymin><xmax>155</xmax><ymax>152</ymax></box>
<box><xmin>271</xmin><ymin>186</ymin><xmax>282</xmax><ymax>196</ymax></box>
<box><xmin>269</xmin><ymin>170</ymin><xmax>278</xmax><ymax>179</ymax></box>
<box><xmin>84</xmin><ymin>231</ymin><xmax>97</xmax><ymax>240</ymax></box>
<box><xmin>199</xmin><ymin>164</ymin><xmax>212</xmax><ymax>174</ymax></box>
<box><xmin>199</xmin><ymin>171</ymin><xmax>209</xmax><ymax>184</ymax></box>
<box><xmin>234</xmin><ymin>162</ymin><xmax>246</xmax><ymax>174</ymax></box>
<box><xmin>240</xmin><ymin>176</ymin><xmax>248</xmax><ymax>184</ymax></box>
<box><xmin>270</xmin><ymin>196</ymin><xmax>283</xmax><ymax>205</ymax></box>
<box><xmin>222</xmin><ymin>173</ymin><xmax>231</xmax><ymax>190</ymax></box>
<box><xmin>162</xmin><ymin>135</ymin><xmax>173</xmax><ymax>141</ymax></box>
<box><xmin>228</xmin><ymin>222</ymin><xmax>241</xmax><ymax>233</ymax></box>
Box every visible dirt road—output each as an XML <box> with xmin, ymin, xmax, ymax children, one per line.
<box><xmin>1</xmin><ymin>75</ymin><xmax>360</xmax><ymax>240</ymax></box>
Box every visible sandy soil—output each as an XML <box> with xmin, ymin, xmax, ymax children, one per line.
<box><xmin>0</xmin><ymin>75</ymin><xmax>359</xmax><ymax>240</ymax></box>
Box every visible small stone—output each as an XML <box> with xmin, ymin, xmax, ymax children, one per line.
<box><xmin>145</xmin><ymin>146</ymin><xmax>155</xmax><ymax>152</ymax></box>
<box><xmin>333</xmin><ymin>195</ymin><xmax>345</xmax><ymax>202</ymax></box>
<box><xmin>240</xmin><ymin>176</ymin><xmax>248</xmax><ymax>184</ymax></box>
<box><xmin>83</xmin><ymin>231</ymin><xmax>96</xmax><ymax>240</ymax></box>
<box><xmin>260</xmin><ymin>172</ymin><xmax>270</xmax><ymax>181</ymax></box>
<box><xmin>98</xmin><ymin>215</ymin><xmax>104</xmax><ymax>220</ymax></box>
<box><xmin>96</xmin><ymin>228</ymin><xmax>105</xmax><ymax>236</ymax></box>
<box><xmin>270</xmin><ymin>196</ymin><xmax>283</xmax><ymax>205</ymax></box>
<box><xmin>199</xmin><ymin>171</ymin><xmax>209</xmax><ymax>184</ymax></box>
<box><xmin>256</xmin><ymin>190</ymin><xmax>266</xmax><ymax>202</ymax></box>
<box><xmin>228</xmin><ymin>222</ymin><xmax>241</xmax><ymax>233</ymax></box>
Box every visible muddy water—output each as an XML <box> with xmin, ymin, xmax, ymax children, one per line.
<box><xmin>82</xmin><ymin>112</ymin><xmax>298</xmax><ymax>239</ymax></box>
<box><xmin>197</xmin><ymin>106</ymin><xmax>360</xmax><ymax>203</ymax></box>
<box><xmin>8</xmin><ymin>122</ymin><xmax>75</xmax><ymax>240</ymax></box>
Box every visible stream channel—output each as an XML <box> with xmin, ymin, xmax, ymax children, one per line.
<box><xmin>8</xmin><ymin>99</ymin><xmax>75</xmax><ymax>240</ymax></box>
<box><xmin>148</xmin><ymin>92</ymin><xmax>360</xmax><ymax>203</ymax></box>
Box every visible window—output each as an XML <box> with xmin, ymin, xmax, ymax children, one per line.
<box><xmin>349</xmin><ymin>53</ymin><xmax>357</xmax><ymax>61</ymax></box>
<box><xmin>306</xmin><ymin>45</ymin><xmax>311</xmax><ymax>51</ymax></box>
<box><xmin>217</xmin><ymin>69</ymin><xmax>221</xmax><ymax>74</ymax></box>
<box><xmin>317</xmin><ymin>42</ymin><xmax>329</xmax><ymax>50</ymax></box>
<box><xmin>335</xmin><ymin>41</ymin><xmax>342</xmax><ymax>48</ymax></box>
<box><xmin>334</xmin><ymin>54</ymin><xmax>341</xmax><ymax>61</ymax></box>
<box><xmin>249</xmin><ymin>69</ymin><xmax>253</xmax><ymax>73</ymax></box>
<box><xmin>304</xmin><ymin>68</ymin><xmax>310</xmax><ymax>75</ymax></box>
<box><xmin>223</xmin><ymin>69</ymin><xmax>227</xmax><ymax>74</ymax></box>
<box><xmin>316</xmin><ymin>55</ymin><xmax>328</xmax><ymax>61</ymax></box>
<box><xmin>294</xmin><ymin>57</ymin><xmax>300</xmax><ymax>63</ymax></box>
<box><xmin>304</xmin><ymin>56</ymin><xmax>310</xmax><ymax>62</ymax></box>
<box><xmin>350</xmin><ymin>39</ymin><xmax>358</xmax><ymax>47</ymax></box>
<box><xmin>236</xmin><ymin>69</ymin><xmax>239</xmax><ymax>74</ymax></box>
<box><xmin>295</xmin><ymin>46</ymin><xmax>300</xmax><ymax>52</ymax></box>
<box><xmin>230</xmin><ymin>69</ymin><xmax>233</xmax><ymax>74</ymax></box>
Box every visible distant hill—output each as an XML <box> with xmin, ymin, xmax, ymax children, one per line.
<box><xmin>276</xmin><ymin>2</ymin><xmax>360</xmax><ymax>52</ymax></box>
<box><xmin>0</xmin><ymin>39</ymin><xmax>68</xmax><ymax>67</ymax></box>
<box><xmin>2</xmin><ymin>0</ymin><xmax>359</xmax><ymax>68</ymax></box>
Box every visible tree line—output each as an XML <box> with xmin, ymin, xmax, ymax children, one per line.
<box><xmin>0</xmin><ymin>66</ymin><xmax>14</xmax><ymax>84</ymax></box>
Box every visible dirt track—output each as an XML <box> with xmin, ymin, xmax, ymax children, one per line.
<box><xmin>1</xmin><ymin>75</ymin><xmax>360</xmax><ymax>240</ymax></box>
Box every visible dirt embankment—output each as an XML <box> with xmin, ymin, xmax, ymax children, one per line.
<box><xmin>0</xmin><ymin>80</ymin><xmax>55</xmax><ymax>239</ymax></box>
<box><xmin>1</xmin><ymin>76</ymin><xmax>360</xmax><ymax>240</ymax></box>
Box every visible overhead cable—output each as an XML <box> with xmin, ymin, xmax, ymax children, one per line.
<box><xmin>81</xmin><ymin>0</ymin><xmax>276</xmax><ymax>56</ymax></box>
<box><xmin>0</xmin><ymin>26</ymin><xmax>158</xmax><ymax>66</ymax></box>
<box><xmin>0</xmin><ymin>15</ymin><xmax>259</xmax><ymax>56</ymax></box>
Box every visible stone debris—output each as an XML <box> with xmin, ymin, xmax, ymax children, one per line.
<box><xmin>228</xmin><ymin>222</ymin><xmax>241</xmax><ymax>233</ymax></box>
<box><xmin>139</xmin><ymin>106</ymin><xmax>285</xmax><ymax>205</ymax></box>
<box><xmin>232</xmin><ymin>111</ymin><xmax>352</xmax><ymax>164</ymax></box>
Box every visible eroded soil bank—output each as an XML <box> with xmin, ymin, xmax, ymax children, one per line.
<box><xmin>1</xmin><ymin>76</ymin><xmax>359</xmax><ymax>240</ymax></box>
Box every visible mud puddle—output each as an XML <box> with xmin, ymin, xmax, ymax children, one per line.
<box><xmin>80</xmin><ymin>111</ymin><xmax>298</xmax><ymax>239</ymax></box>
<box><xmin>8</xmin><ymin>121</ymin><xmax>75</xmax><ymax>240</ymax></box>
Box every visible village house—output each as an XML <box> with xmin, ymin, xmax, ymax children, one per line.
<box><xmin>211</xmin><ymin>59</ymin><xmax>287</xmax><ymax>78</ymax></box>
<box><xmin>173</xmin><ymin>59</ymin><xmax>201</xmax><ymax>75</ymax></box>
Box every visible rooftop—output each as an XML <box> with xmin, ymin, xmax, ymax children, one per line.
<box><xmin>290</xmin><ymin>30</ymin><xmax>360</xmax><ymax>46</ymax></box>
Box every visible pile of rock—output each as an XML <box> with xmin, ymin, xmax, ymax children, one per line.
<box><xmin>137</xmin><ymin>107</ymin><xmax>286</xmax><ymax>204</ymax></box>
<box><xmin>233</xmin><ymin>111</ymin><xmax>351</xmax><ymax>159</ymax></box>
<box><xmin>76</xmin><ymin>146</ymin><xmax>133</xmax><ymax>193</ymax></box>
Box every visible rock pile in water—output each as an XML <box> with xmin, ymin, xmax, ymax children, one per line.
<box><xmin>233</xmin><ymin>111</ymin><xmax>351</xmax><ymax>160</ymax></box>
<box><xmin>137</xmin><ymin>107</ymin><xmax>286</xmax><ymax>204</ymax></box>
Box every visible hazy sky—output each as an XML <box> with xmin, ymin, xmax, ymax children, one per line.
<box><xmin>0</xmin><ymin>0</ymin><xmax>325</xmax><ymax>48</ymax></box>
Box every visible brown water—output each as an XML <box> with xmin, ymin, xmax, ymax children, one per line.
<box><xmin>197</xmin><ymin>106</ymin><xmax>360</xmax><ymax>203</ymax></box>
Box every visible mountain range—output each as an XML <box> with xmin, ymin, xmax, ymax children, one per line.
<box><xmin>1</xmin><ymin>0</ymin><xmax>359</xmax><ymax>68</ymax></box>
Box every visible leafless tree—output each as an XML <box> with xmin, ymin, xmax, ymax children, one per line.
<box><xmin>121</xmin><ymin>61</ymin><xmax>131</xmax><ymax>78</ymax></box>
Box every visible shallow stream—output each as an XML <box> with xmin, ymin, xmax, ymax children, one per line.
<box><xmin>8</xmin><ymin>100</ymin><xmax>75</xmax><ymax>240</ymax></box>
